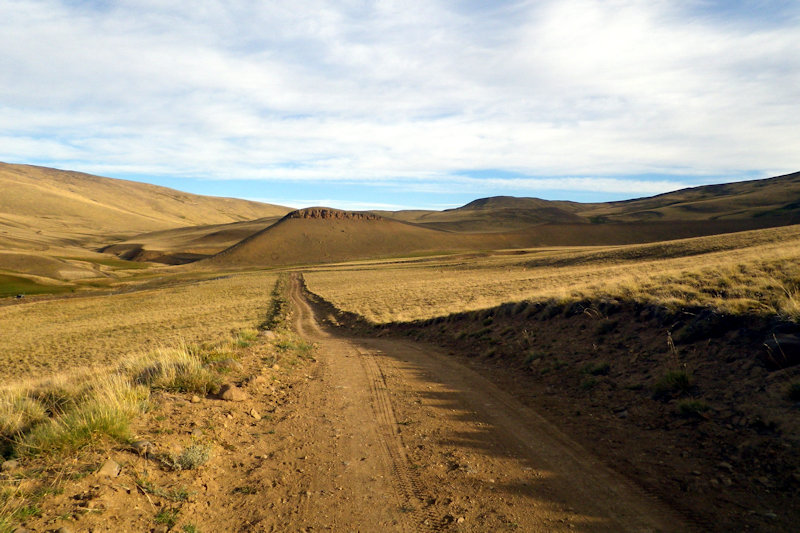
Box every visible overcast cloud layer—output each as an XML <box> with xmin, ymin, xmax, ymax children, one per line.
<box><xmin>1</xmin><ymin>0</ymin><xmax>798</xmax><ymax>207</ymax></box>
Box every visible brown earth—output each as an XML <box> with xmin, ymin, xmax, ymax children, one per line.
<box><xmin>12</xmin><ymin>275</ymin><xmax>692</xmax><ymax>532</ymax></box>
<box><xmin>203</xmin><ymin>208</ymin><xmax>539</xmax><ymax>268</ymax></box>
<box><xmin>98</xmin><ymin>217</ymin><xmax>283</xmax><ymax>265</ymax></box>
<box><xmin>309</xmin><ymin>286</ymin><xmax>800</xmax><ymax>532</ymax></box>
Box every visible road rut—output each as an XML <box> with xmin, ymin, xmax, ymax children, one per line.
<box><xmin>277</xmin><ymin>274</ymin><xmax>690</xmax><ymax>532</ymax></box>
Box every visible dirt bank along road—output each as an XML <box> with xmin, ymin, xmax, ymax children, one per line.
<box><xmin>280</xmin><ymin>274</ymin><xmax>689</xmax><ymax>532</ymax></box>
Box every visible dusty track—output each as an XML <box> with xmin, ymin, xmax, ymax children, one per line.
<box><xmin>282</xmin><ymin>274</ymin><xmax>690</xmax><ymax>531</ymax></box>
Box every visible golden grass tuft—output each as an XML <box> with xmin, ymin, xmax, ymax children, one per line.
<box><xmin>0</xmin><ymin>340</ymin><xmax>239</xmax><ymax>458</ymax></box>
<box><xmin>19</xmin><ymin>377</ymin><xmax>148</xmax><ymax>456</ymax></box>
<box><xmin>121</xmin><ymin>346</ymin><xmax>222</xmax><ymax>396</ymax></box>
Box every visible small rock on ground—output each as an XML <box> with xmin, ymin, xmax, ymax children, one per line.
<box><xmin>97</xmin><ymin>459</ymin><xmax>121</xmax><ymax>478</ymax></box>
<box><xmin>219</xmin><ymin>383</ymin><xmax>249</xmax><ymax>402</ymax></box>
<box><xmin>131</xmin><ymin>440</ymin><xmax>155</xmax><ymax>456</ymax></box>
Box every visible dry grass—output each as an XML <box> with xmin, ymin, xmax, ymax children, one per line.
<box><xmin>304</xmin><ymin>225</ymin><xmax>800</xmax><ymax>323</ymax></box>
<box><xmin>0</xmin><ymin>338</ymin><xmax>249</xmax><ymax>458</ymax></box>
<box><xmin>0</xmin><ymin>271</ymin><xmax>277</xmax><ymax>378</ymax></box>
<box><xmin>0</xmin><ymin>274</ymin><xmax>304</xmax><ymax>530</ymax></box>
<box><xmin>0</xmin><ymin>162</ymin><xmax>289</xmax><ymax>251</ymax></box>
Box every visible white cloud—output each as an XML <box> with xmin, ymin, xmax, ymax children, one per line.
<box><xmin>0</xmin><ymin>0</ymin><xmax>798</xmax><ymax>200</ymax></box>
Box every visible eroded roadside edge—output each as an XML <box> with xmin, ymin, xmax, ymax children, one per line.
<box><xmin>299</xmin><ymin>276</ymin><xmax>800</xmax><ymax>533</ymax></box>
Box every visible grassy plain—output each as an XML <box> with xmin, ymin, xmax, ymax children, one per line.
<box><xmin>303</xmin><ymin>224</ymin><xmax>800</xmax><ymax>323</ymax></box>
<box><xmin>0</xmin><ymin>271</ymin><xmax>277</xmax><ymax>379</ymax></box>
<box><xmin>0</xmin><ymin>274</ymin><xmax>316</xmax><ymax>531</ymax></box>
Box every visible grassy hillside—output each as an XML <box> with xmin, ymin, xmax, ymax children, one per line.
<box><xmin>205</xmin><ymin>208</ymin><xmax>540</xmax><ymax>268</ymax></box>
<box><xmin>378</xmin><ymin>171</ymin><xmax>800</xmax><ymax>232</ymax></box>
<box><xmin>374</xmin><ymin>196</ymin><xmax>587</xmax><ymax>232</ymax></box>
<box><xmin>206</xmin><ymin>206</ymin><xmax>796</xmax><ymax>270</ymax></box>
<box><xmin>0</xmin><ymin>162</ymin><xmax>290</xmax><ymax>249</ymax></box>
<box><xmin>100</xmin><ymin>216</ymin><xmax>283</xmax><ymax>264</ymax></box>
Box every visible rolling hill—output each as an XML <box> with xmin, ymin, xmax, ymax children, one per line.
<box><xmin>374</xmin><ymin>196</ymin><xmax>587</xmax><ymax>232</ymax></box>
<box><xmin>100</xmin><ymin>216</ymin><xmax>283</xmax><ymax>264</ymax></box>
<box><xmin>377</xmin><ymin>171</ymin><xmax>800</xmax><ymax>232</ymax></box>
<box><xmin>4</xmin><ymin>162</ymin><xmax>800</xmax><ymax>273</ymax></box>
<box><xmin>581</xmin><ymin>170</ymin><xmax>800</xmax><ymax>222</ymax></box>
<box><xmin>203</xmin><ymin>171</ymin><xmax>800</xmax><ymax>269</ymax></box>
<box><xmin>0</xmin><ymin>162</ymin><xmax>290</xmax><ymax>250</ymax></box>
<box><xmin>204</xmin><ymin>208</ymin><xmax>541</xmax><ymax>268</ymax></box>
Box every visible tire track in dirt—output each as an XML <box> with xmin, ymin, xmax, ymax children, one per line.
<box><xmin>360</xmin><ymin>347</ymin><xmax>447</xmax><ymax>530</ymax></box>
<box><xmin>292</xmin><ymin>270</ymin><xmax>444</xmax><ymax>530</ymax></box>
<box><xmin>291</xmin><ymin>274</ymin><xmax>694</xmax><ymax>532</ymax></box>
<box><xmin>287</xmin><ymin>274</ymin><xmax>417</xmax><ymax>531</ymax></box>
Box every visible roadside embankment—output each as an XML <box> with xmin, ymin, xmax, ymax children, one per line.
<box><xmin>304</xmin><ymin>279</ymin><xmax>800</xmax><ymax>532</ymax></box>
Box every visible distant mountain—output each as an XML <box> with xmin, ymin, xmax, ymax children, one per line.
<box><xmin>373</xmin><ymin>197</ymin><xmax>586</xmax><ymax>233</ymax></box>
<box><xmin>580</xmin><ymin>171</ymin><xmax>800</xmax><ymax>223</ymax></box>
<box><xmin>0</xmin><ymin>162</ymin><xmax>291</xmax><ymax>250</ymax></box>
<box><xmin>204</xmin><ymin>208</ymin><xmax>535</xmax><ymax>268</ymax></box>
<box><xmin>376</xmin><ymin>171</ymin><xmax>800</xmax><ymax>232</ymax></box>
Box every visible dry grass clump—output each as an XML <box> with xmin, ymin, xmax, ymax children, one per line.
<box><xmin>19</xmin><ymin>375</ymin><xmax>149</xmax><ymax>456</ymax></box>
<box><xmin>0</xmin><ymin>334</ymin><xmax>251</xmax><ymax>458</ymax></box>
<box><xmin>121</xmin><ymin>347</ymin><xmax>222</xmax><ymax>396</ymax></box>
<box><xmin>161</xmin><ymin>443</ymin><xmax>213</xmax><ymax>471</ymax></box>
<box><xmin>1</xmin><ymin>372</ymin><xmax>149</xmax><ymax>457</ymax></box>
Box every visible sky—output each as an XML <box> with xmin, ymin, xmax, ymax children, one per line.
<box><xmin>1</xmin><ymin>0</ymin><xmax>799</xmax><ymax>210</ymax></box>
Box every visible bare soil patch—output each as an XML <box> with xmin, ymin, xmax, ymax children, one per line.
<box><xmin>308</xmin><ymin>284</ymin><xmax>800</xmax><ymax>532</ymax></box>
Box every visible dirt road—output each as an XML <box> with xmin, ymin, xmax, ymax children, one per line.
<box><xmin>277</xmin><ymin>274</ymin><xmax>689</xmax><ymax>532</ymax></box>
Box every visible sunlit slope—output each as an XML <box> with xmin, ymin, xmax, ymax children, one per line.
<box><xmin>583</xmin><ymin>170</ymin><xmax>800</xmax><ymax>222</ymax></box>
<box><xmin>206</xmin><ymin>208</ymin><xmax>538</xmax><ymax>267</ymax></box>
<box><xmin>101</xmin><ymin>216</ymin><xmax>282</xmax><ymax>264</ymax></box>
<box><xmin>0</xmin><ymin>162</ymin><xmax>291</xmax><ymax>248</ymax></box>
<box><xmin>304</xmin><ymin>223</ymin><xmax>800</xmax><ymax>324</ymax></box>
<box><xmin>374</xmin><ymin>197</ymin><xmax>587</xmax><ymax>232</ymax></box>
<box><xmin>207</xmin><ymin>204</ymin><xmax>799</xmax><ymax>269</ymax></box>
<box><xmin>378</xmin><ymin>171</ymin><xmax>800</xmax><ymax>232</ymax></box>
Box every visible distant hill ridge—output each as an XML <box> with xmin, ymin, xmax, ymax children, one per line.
<box><xmin>0</xmin><ymin>162</ymin><xmax>291</xmax><ymax>250</ymax></box>
<box><xmin>283</xmin><ymin>208</ymin><xmax>383</xmax><ymax>222</ymax></box>
<box><xmin>379</xmin><ymin>171</ymin><xmax>800</xmax><ymax>232</ymax></box>
<box><xmin>454</xmin><ymin>196</ymin><xmax>580</xmax><ymax>211</ymax></box>
<box><xmin>5</xmin><ymin>161</ymin><xmax>800</xmax><ymax>269</ymax></box>
<box><xmin>204</xmin><ymin>205</ymin><xmax>536</xmax><ymax>268</ymax></box>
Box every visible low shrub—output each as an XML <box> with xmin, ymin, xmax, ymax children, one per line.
<box><xmin>162</xmin><ymin>443</ymin><xmax>212</xmax><ymax>471</ymax></box>
<box><xmin>595</xmin><ymin>319</ymin><xmax>618</xmax><ymax>336</ymax></box>
<box><xmin>583</xmin><ymin>361</ymin><xmax>611</xmax><ymax>376</ymax></box>
<box><xmin>124</xmin><ymin>348</ymin><xmax>221</xmax><ymax>396</ymax></box>
<box><xmin>155</xmin><ymin>507</ymin><xmax>180</xmax><ymax>528</ymax></box>
<box><xmin>17</xmin><ymin>375</ymin><xmax>148</xmax><ymax>456</ymax></box>
<box><xmin>523</xmin><ymin>351</ymin><xmax>540</xmax><ymax>366</ymax></box>
<box><xmin>676</xmin><ymin>399</ymin><xmax>710</xmax><ymax>418</ymax></box>
<box><xmin>653</xmin><ymin>370</ymin><xmax>693</xmax><ymax>399</ymax></box>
